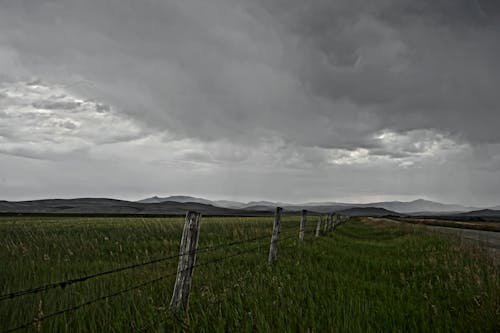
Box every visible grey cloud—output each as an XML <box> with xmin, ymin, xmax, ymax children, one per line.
<box><xmin>262</xmin><ymin>0</ymin><xmax>500</xmax><ymax>144</ymax></box>
<box><xmin>27</xmin><ymin>78</ymin><xmax>43</xmax><ymax>86</ymax></box>
<box><xmin>175</xmin><ymin>151</ymin><xmax>215</xmax><ymax>164</ymax></box>
<box><xmin>32</xmin><ymin>100</ymin><xmax>82</xmax><ymax>110</ymax></box>
<box><xmin>95</xmin><ymin>103</ymin><xmax>110</xmax><ymax>113</ymax></box>
<box><xmin>0</xmin><ymin>0</ymin><xmax>495</xmax><ymax>150</ymax></box>
<box><xmin>1</xmin><ymin>0</ymin><xmax>500</xmax><ymax>204</ymax></box>
<box><xmin>0</xmin><ymin>81</ymin><xmax>145</xmax><ymax>160</ymax></box>
<box><xmin>58</xmin><ymin>120</ymin><xmax>78</xmax><ymax>130</ymax></box>
<box><xmin>0</xmin><ymin>145</ymin><xmax>91</xmax><ymax>161</ymax></box>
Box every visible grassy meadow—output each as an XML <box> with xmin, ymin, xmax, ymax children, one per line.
<box><xmin>391</xmin><ymin>217</ymin><xmax>500</xmax><ymax>232</ymax></box>
<box><xmin>0</xmin><ymin>215</ymin><xmax>498</xmax><ymax>332</ymax></box>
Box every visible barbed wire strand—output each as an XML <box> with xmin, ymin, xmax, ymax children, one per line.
<box><xmin>0</xmin><ymin>229</ymin><xmax>293</xmax><ymax>302</ymax></box>
<box><xmin>2</xmin><ymin>238</ymin><xmax>291</xmax><ymax>333</ymax></box>
<box><xmin>133</xmin><ymin>240</ymin><xmax>299</xmax><ymax>332</ymax></box>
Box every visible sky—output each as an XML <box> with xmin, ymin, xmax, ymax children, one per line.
<box><xmin>1</xmin><ymin>0</ymin><xmax>500</xmax><ymax>206</ymax></box>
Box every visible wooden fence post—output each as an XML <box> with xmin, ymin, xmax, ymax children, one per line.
<box><xmin>268</xmin><ymin>207</ymin><xmax>283</xmax><ymax>264</ymax></box>
<box><xmin>328</xmin><ymin>213</ymin><xmax>334</xmax><ymax>232</ymax></box>
<box><xmin>170</xmin><ymin>211</ymin><xmax>202</xmax><ymax>312</ymax></box>
<box><xmin>299</xmin><ymin>210</ymin><xmax>307</xmax><ymax>241</ymax></box>
<box><xmin>315</xmin><ymin>215</ymin><xmax>322</xmax><ymax>237</ymax></box>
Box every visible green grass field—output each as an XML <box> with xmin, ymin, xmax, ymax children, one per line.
<box><xmin>0</xmin><ymin>215</ymin><xmax>498</xmax><ymax>332</ymax></box>
<box><xmin>391</xmin><ymin>217</ymin><xmax>500</xmax><ymax>232</ymax></box>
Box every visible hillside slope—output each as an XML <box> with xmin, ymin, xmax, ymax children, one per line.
<box><xmin>0</xmin><ymin>198</ymin><xmax>258</xmax><ymax>215</ymax></box>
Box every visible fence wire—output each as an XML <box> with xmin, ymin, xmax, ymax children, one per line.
<box><xmin>2</xmin><ymin>237</ymin><xmax>295</xmax><ymax>333</ymax></box>
<box><xmin>1</xmin><ymin>213</ymin><xmax>348</xmax><ymax>333</ymax></box>
<box><xmin>132</xmin><ymin>239</ymin><xmax>301</xmax><ymax>333</ymax></box>
<box><xmin>0</xmin><ymin>229</ymin><xmax>296</xmax><ymax>302</ymax></box>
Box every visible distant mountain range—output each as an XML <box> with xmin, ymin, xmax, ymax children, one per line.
<box><xmin>336</xmin><ymin>207</ymin><xmax>398</xmax><ymax>217</ymax></box>
<box><xmin>137</xmin><ymin>195</ymin><xmax>485</xmax><ymax>214</ymax></box>
<box><xmin>0</xmin><ymin>198</ymin><xmax>253</xmax><ymax>216</ymax></box>
<box><xmin>0</xmin><ymin>196</ymin><xmax>498</xmax><ymax>219</ymax></box>
<box><xmin>137</xmin><ymin>196</ymin><xmax>282</xmax><ymax>209</ymax></box>
<box><xmin>455</xmin><ymin>209</ymin><xmax>500</xmax><ymax>218</ymax></box>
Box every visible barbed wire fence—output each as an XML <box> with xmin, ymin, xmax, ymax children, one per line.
<box><xmin>0</xmin><ymin>208</ymin><xmax>350</xmax><ymax>333</ymax></box>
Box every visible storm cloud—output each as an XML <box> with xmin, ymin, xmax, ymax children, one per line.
<box><xmin>0</xmin><ymin>0</ymin><xmax>499</xmax><ymax>205</ymax></box>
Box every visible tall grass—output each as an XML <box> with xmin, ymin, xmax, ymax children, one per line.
<box><xmin>0</xmin><ymin>216</ymin><xmax>498</xmax><ymax>332</ymax></box>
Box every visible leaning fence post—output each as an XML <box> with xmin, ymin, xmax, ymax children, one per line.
<box><xmin>170</xmin><ymin>211</ymin><xmax>202</xmax><ymax>312</ymax></box>
<box><xmin>268</xmin><ymin>207</ymin><xmax>283</xmax><ymax>264</ymax></box>
<box><xmin>299</xmin><ymin>210</ymin><xmax>307</xmax><ymax>241</ymax></box>
<box><xmin>315</xmin><ymin>215</ymin><xmax>322</xmax><ymax>237</ymax></box>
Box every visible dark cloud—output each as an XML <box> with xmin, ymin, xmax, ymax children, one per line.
<box><xmin>256</xmin><ymin>0</ymin><xmax>500</xmax><ymax>144</ymax></box>
<box><xmin>95</xmin><ymin>103</ymin><xmax>110</xmax><ymax>113</ymax></box>
<box><xmin>0</xmin><ymin>81</ymin><xmax>145</xmax><ymax>160</ymax></box>
<box><xmin>2</xmin><ymin>0</ymin><xmax>499</xmax><ymax>148</ymax></box>
<box><xmin>1</xmin><ymin>0</ymin><xmax>499</xmax><ymax>204</ymax></box>
<box><xmin>32</xmin><ymin>100</ymin><xmax>82</xmax><ymax>110</ymax></box>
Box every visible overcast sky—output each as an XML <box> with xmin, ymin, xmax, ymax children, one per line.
<box><xmin>1</xmin><ymin>0</ymin><xmax>500</xmax><ymax>206</ymax></box>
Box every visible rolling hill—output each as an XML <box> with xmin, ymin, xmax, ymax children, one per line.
<box><xmin>0</xmin><ymin>198</ymin><xmax>259</xmax><ymax>216</ymax></box>
<box><xmin>136</xmin><ymin>195</ymin><xmax>215</xmax><ymax>205</ymax></box>
<box><xmin>0</xmin><ymin>197</ymin><xmax>490</xmax><ymax>218</ymax></box>
<box><xmin>336</xmin><ymin>207</ymin><xmax>400</xmax><ymax>217</ymax></box>
<box><xmin>137</xmin><ymin>196</ymin><xmax>478</xmax><ymax>214</ymax></box>
<box><xmin>361</xmin><ymin>199</ymin><xmax>476</xmax><ymax>214</ymax></box>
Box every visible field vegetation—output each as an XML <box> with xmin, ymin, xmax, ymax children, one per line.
<box><xmin>0</xmin><ymin>215</ymin><xmax>498</xmax><ymax>332</ymax></box>
<box><xmin>390</xmin><ymin>216</ymin><xmax>500</xmax><ymax>232</ymax></box>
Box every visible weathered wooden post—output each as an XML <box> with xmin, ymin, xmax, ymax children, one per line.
<box><xmin>328</xmin><ymin>213</ymin><xmax>334</xmax><ymax>232</ymax></box>
<box><xmin>170</xmin><ymin>211</ymin><xmax>202</xmax><ymax>312</ymax></box>
<box><xmin>299</xmin><ymin>210</ymin><xmax>307</xmax><ymax>241</ymax></box>
<box><xmin>325</xmin><ymin>214</ymin><xmax>329</xmax><ymax>232</ymax></box>
<box><xmin>268</xmin><ymin>207</ymin><xmax>283</xmax><ymax>264</ymax></box>
<box><xmin>315</xmin><ymin>215</ymin><xmax>322</xmax><ymax>237</ymax></box>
